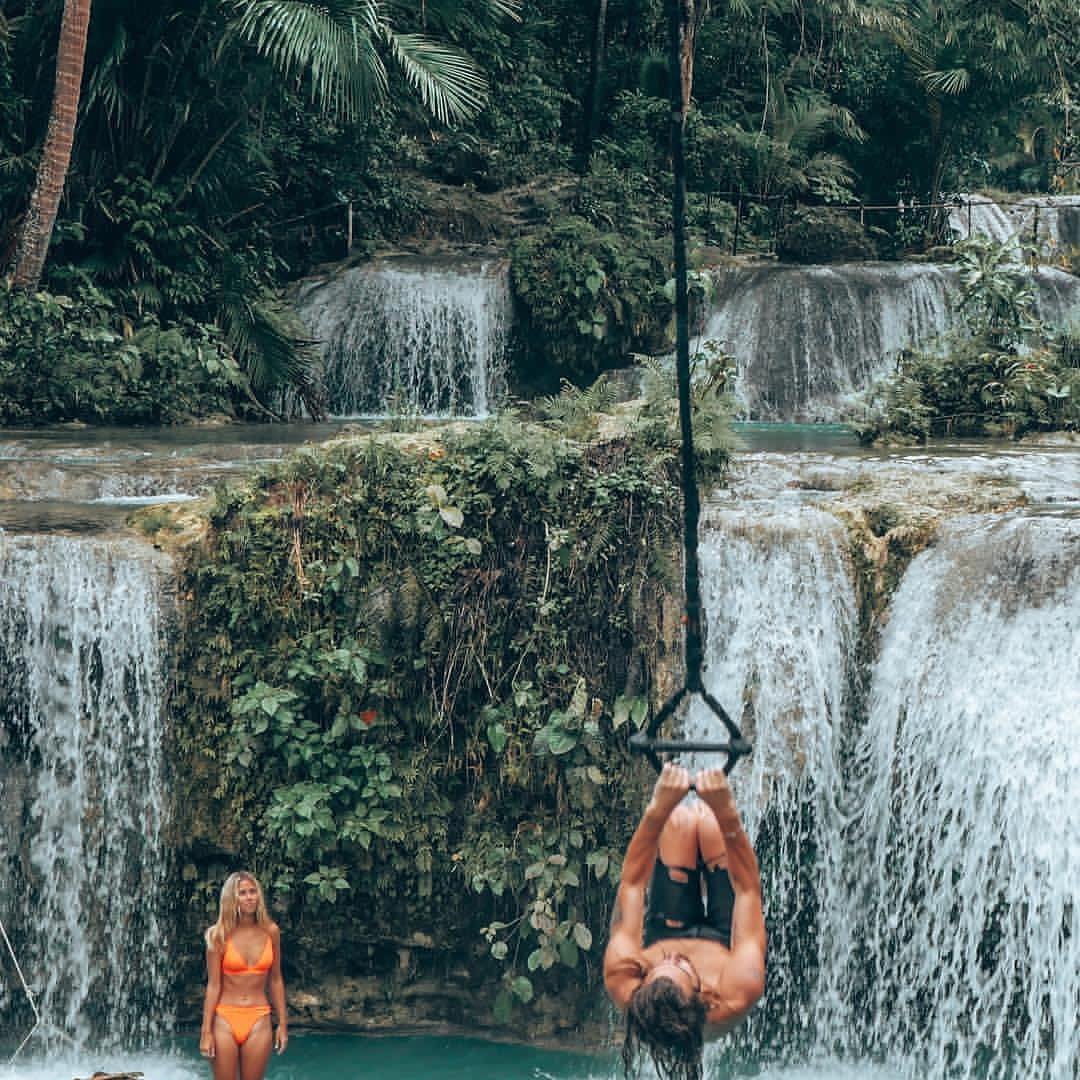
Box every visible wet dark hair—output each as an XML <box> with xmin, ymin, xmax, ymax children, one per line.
<box><xmin>621</xmin><ymin>977</ymin><xmax>708</xmax><ymax>1080</ymax></box>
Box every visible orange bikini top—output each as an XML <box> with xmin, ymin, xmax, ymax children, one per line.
<box><xmin>222</xmin><ymin>935</ymin><xmax>273</xmax><ymax>975</ymax></box>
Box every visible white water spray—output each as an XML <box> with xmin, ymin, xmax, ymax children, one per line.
<box><xmin>704</xmin><ymin>263</ymin><xmax>953</xmax><ymax>421</ymax></box>
<box><xmin>687</xmin><ymin>502</ymin><xmax>858</xmax><ymax>1052</ymax></box>
<box><xmin>0</xmin><ymin>535</ymin><xmax>173</xmax><ymax>1052</ymax></box>
<box><xmin>295</xmin><ymin>257</ymin><xmax>511</xmax><ymax>417</ymax></box>
<box><xmin>818</xmin><ymin>512</ymin><xmax>1080</xmax><ymax>1078</ymax></box>
<box><xmin>687</xmin><ymin>487</ymin><xmax>1079</xmax><ymax>1078</ymax></box>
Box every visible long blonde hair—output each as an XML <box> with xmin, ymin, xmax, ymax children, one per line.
<box><xmin>204</xmin><ymin>871</ymin><xmax>272</xmax><ymax>952</ymax></box>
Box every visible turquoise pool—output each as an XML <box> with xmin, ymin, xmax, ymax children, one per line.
<box><xmin>0</xmin><ymin>1033</ymin><xmax>908</xmax><ymax>1080</ymax></box>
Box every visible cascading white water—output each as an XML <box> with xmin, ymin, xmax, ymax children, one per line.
<box><xmin>295</xmin><ymin>257</ymin><xmax>511</xmax><ymax>417</ymax></box>
<box><xmin>953</xmin><ymin>195</ymin><xmax>1080</xmax><ymax>261</ymax></box>
<box><xmin>703</xmin><ymin>263</ymin><xmax>953</xmax><ymax>421</ymax></box>
<box><xmin>1033</xmin><ymin>266</ymin><xmax>1080</xmax><ymax>329</ymax></box>
<box><xmin>948</xmin><ymin>195</ymin><xmax>1017</xmax><ymax>246</ymax></box>
<box><xmin>0</xmin><ymin>535</ymin><xmax>173</xmax><ymax>1052</ymax></box>
<box><xmin>684</xmin><ymin>501</ymin><xmax>858</xmax><ymax>1054</ymax></box>
<box><xmin>685</xmin><ymin>479</ymin><xmax>1079</xmax><ymax>1077</ymax></box>
<box><xmin>702</xmin><ymin>260</ymin><xmax>1080</xmax><ymax>422</ymax></box>
<box><xmin>817</xmin><ymin>512</ymin><xmax>1080</xmax><ymax>1080</ymax></box>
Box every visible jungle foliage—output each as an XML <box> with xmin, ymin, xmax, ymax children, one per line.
<box><xmin>1</xmin><ymin>0</ymin><xmax>1077</xmax><ymax>420</ymax></box>
<box><xmin>171</xmin><ymin>379</ymin><xmax>730</xmax><ymax>1023</ymax></box>
<box><xmin>855</xmin><ymin>238</ymin><xmax>1080</xmax><ymax>440</ymax></box>
<box><xmin>0</xmin><ymin>280</ymin><xmax>243</xmax><ymax>423</ymax></box>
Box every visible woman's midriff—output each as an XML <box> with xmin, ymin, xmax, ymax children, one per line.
<box><xmin>218</xmin><ymin>970</ymin><xmax>270</xmax><ymax>1006</ymax></box>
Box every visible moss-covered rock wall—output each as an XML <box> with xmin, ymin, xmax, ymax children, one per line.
<box><xmin>159</xmin><ymin>414</ymin><xmax>697</xmax><ymax>1041</ymax></box>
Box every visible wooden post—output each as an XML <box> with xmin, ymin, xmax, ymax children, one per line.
<box><xmin>346</xmin><ymin>201</ymin><xmax>353</xmax><ymax>256</ymax></box>
<box><xmin>732</xmin><ymin>191</ymin><xmax>742</xmax><ymax>255</ymax></box>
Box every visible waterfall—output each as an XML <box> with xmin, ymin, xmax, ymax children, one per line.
<box><xmin>820</xmin><ymin>512</ymin><xmax>1080</xmax><ymax>1079</ymax></box>
<box><xmin>702</xmin><ymin>261</ymin><xmax>1080</xmax><ymax>421</ymax></box>
<box><xmin>295</xmin><ymin>256</ymin><xmax>511</xmax><ymax>417</ymax></box>
<box><xmin>686</xmin><ymin>501</ymin><xmax>858</xmax><ymax>1054</ymax></box>
<box><xmin>703</xmin><ymin>263</ymin><xmax>953</xmax><ymax>421</ymax></box>
<box><xmin>0</xmin><ymin>535</ymin><xmax>173</xmax><ymax>1053</ymax></box>
<box><xmin>1033</xmin><ymin>267</ymin><xmax>1080</xmax><ymax>329</ymax></box>
<box><xmin>951</xmin><ymin>194</ymin><xmax>1080</xmax><ymax>263</ymax></box>
<box><xmin>689</xmin><ymin>487</ymin><xmax>1078</xmax><ymax>1077</ymax></box>
<box><xmin>948</xmin><ymin>195</ymin><xmax>1018</xmax><ymax>245</ymax></box>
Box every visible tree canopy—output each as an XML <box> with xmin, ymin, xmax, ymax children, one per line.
<box><xmin>0</xmin><ymin>0</ymin><xmax>1076</xmax><ymax>420</ymax></box>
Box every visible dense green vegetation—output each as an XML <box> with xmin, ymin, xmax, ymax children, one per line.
<box><xmin>1</xmin><ymin>0</ymin><xmax>1077</xmax><ymax>422</ymax></box>
<box><xmin>856</xmin><ymin>238</ymin><xmax>1080</xmax><ymax>440</ymax></box>
<box><xmin>167</xmin><ymin>375</ymin><xmax>730</xmax><ymax>1026</ymax></box>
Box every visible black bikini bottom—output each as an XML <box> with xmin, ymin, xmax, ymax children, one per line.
<box><xmin>642</xmin><ymin>858</ymin><xmax>734</xmax><ymax>949</ymax></box>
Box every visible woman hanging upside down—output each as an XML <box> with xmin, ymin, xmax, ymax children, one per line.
<box><xmin>603</xmin><ymin>763</ymin><xmax>767</xmax><ymax>1080</ymax></box>
<box><xmin>200</xmin><ymin>871</ymin><xmax>287</xmax><ymax>1080</ymax></box>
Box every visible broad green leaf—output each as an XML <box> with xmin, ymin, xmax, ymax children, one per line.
<box><xmin>493</xmin><ymin>990</ymin><xmax>514</xmax><ymax>1024</ymax></box>
<box><xmin>558</xmin><ymin>939</ymin><xmax>579</xmax><ymax>967</ymax></box>
<box><xmin>573</xmin><ymin>923</ymin><xmax>593</xmax><ymax>950</ymax></box>
<box><xmin>439</xmin><ymin>505</ymin><xmax>464</xmax><ymax>529</ymax></box>
<box><xmin>546</xmin><ymin>727</ymin><xmax>578</xmax><ymax>755</ymax></box>
<box><xmin>486</xmin><ymin>721</ymin><xmax>508</xmax><ymax>754</ymax></box>
<box><xmin>586</xmin><ymin>851</ymin><xmax>609</xmax><ymax>879</ymax></box>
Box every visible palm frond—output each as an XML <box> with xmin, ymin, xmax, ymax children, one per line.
<box><xmin>219</xmin><ymin>289</ymin><xmax>326</xmax><ymax>417</ymax></box>
<box><xmin>386</xmin><ymin>0</ymin><xmax>522</xmax><ymax>23</ymax></box>
<box><xmin>388</xmin><ymin>33</ymin><xmax>488</xmax><ymax>125</ymax></box>
<box><xmin>229</xmin><ymin>0</ymin><xmax>387</xmax><ymax>122</ymax></box>
<box><xmin>921</xmin><ymin>66</ymin><xmax>971</xmax><ymax>96</ymax></box>
<box><xmin>83</xmin><ymin>23</ymin><xmax>131</xmax><ymax>131</ymax></box>
<box><xmin>477</xmin><ymin>0</ymin><xmax>521</xmax><ymax>18</ymax></box>
<box><xmin>805</xmin><ymin>151</ymin><xmax>857</xmax><ymax>190</ymax></box>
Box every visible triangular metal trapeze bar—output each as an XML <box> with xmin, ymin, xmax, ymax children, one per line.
<box><xmin>629</xmin><ymin>685</ymin><xmax>752</xmax><ymax>778</ymax></box>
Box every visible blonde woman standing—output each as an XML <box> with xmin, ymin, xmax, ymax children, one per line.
<box><xmin>200</xmin><ymin>872</ymin><xmax>287</xmax><ymax>1080</ymax></box>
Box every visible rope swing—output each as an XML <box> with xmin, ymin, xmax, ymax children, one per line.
<box><xmin>628</xmin><ymin>0</ymin><xmax>751</xmax><ymax>779</ymax></box>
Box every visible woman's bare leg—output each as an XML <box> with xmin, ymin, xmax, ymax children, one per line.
<box><xmin>211</xmin><ymin>1015</ymin><xmax>240</xmax><ymax>1080</ymax></box>
<box><xmin>238</xmin><ymin>1016</ymin><xmax>273</xmax><ymax>1080</ymax></box>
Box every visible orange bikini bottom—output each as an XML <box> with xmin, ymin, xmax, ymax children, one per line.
<box><xmin>215</xmin><ymin>1003</ymin><xmax>271</xmax><ymax>1045</ymax></box>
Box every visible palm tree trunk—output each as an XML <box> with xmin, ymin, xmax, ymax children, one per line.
<box><xmin>10</xmin><ymin>0</ymin><xmax>93</xmax><ymax>290</ymax></box>
<box><xmin>679</xmin><ymin>0</ymin><xmax>707</xmax><ymax>111</ymax></box>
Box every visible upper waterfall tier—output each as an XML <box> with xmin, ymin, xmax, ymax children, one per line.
<box><xmin>702</xmin><ymin>261</ymin><xmax>1080</xmax><ymax>421</ymax></box>
<box><xmin>295</xmin><ymin>256</ymin><xmax>512</xmax><ymax>418</ymax></box>
<box><xmin>950</xmin><ymin>193</ymin><xmax>1080</xmax><ymax>256</ymax></box>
